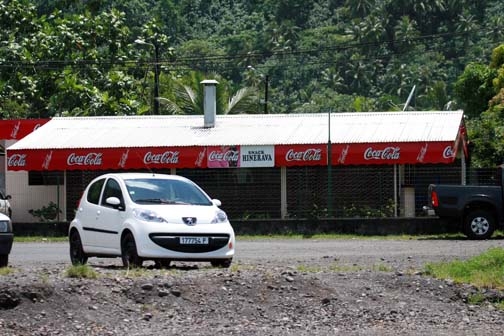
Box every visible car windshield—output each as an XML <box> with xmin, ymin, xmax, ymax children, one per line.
<box><xmin>124</xmin><ymin>178</ymin><xmax>212</xmax><ymax>206</ymax></box>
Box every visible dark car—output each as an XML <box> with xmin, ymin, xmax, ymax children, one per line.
<box><xmin>0</xmin><ymin>212</ymin><xmax>13</xmax><ymax>267</ymax></box>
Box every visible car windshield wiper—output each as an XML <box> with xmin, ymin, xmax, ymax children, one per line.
<box><xmin>135</xmin><ymin>198</ymin><xmax>189</xmax><ymax>205</ymax></box>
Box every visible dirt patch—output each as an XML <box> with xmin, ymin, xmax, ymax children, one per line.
<box><xmin>1</xmin><ymin>260</ymin><xmax>504</xmax><ymax>336</ymax></box>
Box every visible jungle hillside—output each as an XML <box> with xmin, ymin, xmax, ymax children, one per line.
<box><xmin>1</xmin><ymin>0</ymin><xmax>504</xmax><ymax>166</ymax></box>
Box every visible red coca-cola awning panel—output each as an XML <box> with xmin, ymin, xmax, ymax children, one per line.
<box><xmin>7</xmin><ymin>147</ymin><xmax>207</xmax><ymax>171</ymax></box>
<box><xmin>275</xmin><ymin>144</ymin><xmax>327</xmax><ymax>167</ymax></box>
<box><xmin>0</xmin><ymin>119</ymin><xmax>49</xmax><ymax>140</ymax></box>
<box><xmin>332</xmin><ymin>141</ymin><xmax>457</xmax><ymax>165</ymax></box>
<box><xmin>7</xmin><ymin>141</ymin><xmax>458</xmax><ymax>171</ymax></box>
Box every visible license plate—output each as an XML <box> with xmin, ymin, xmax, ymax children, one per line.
<box><xmin>179</xmin><ymin>237</ymin><xmax>209</xmax><ymax>245</ymax></box>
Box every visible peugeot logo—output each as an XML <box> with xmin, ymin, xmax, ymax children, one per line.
<box><xmin>182</xmin><ymin>217</ymin><xmax>197</xmax><ymax>225</ymax></box>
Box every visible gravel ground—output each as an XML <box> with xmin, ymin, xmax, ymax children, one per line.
<box><xmin>1</xmin><ymin>239</ymin><xmax>504</xmax><ymax>335</ymax></box>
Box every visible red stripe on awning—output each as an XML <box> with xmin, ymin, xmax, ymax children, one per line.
<box><xmin>0</xmin><ymin>119</ymin><xmax>49</xmax><ymax>140</ymax></box>
<box><xmin>7</xmin><ymin>142</ymin><xmax>458</xmax><ymax>171</ymax></box>
<box><xmin>7</xmin><ymin>147</ymin><xmax>207</xmax><ymax>171</ymax></box>
<box><xmin>331</xmin><ymin>142</ymin><xmax>456</xmax><ymax>165</ymax></box>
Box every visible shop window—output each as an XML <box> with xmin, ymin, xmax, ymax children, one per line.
<box><xmin>28</xmin><ymin>171</ymin><xmax>64</xmax><ymax>186</ymax></box>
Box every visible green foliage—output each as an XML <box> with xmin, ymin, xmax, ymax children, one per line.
<box><xmin>424</xmin><ymin>247</ymin><xmax>504</xmax><ymax>290</ymax></box>
<box><xmin>454</xmin><ymin>62</ymin><xmax>496</xmax><ymax>119</ymax></box>
<box><xmin>1</xmin><ymin>0</ymin><xmax>504</xmax><ymax>120</ymax></box>
<box><xmin>28</xmin><ymin>202</ymin><xmax>62</xmax><ymax>222</ymax></box>
<box><xmin>342</xmin><ymin>199</ymin><xmax>395</xmax><ymax>218</ymax></box>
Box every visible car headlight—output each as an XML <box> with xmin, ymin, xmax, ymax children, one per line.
<box><xmin>0</xmin><ymin>220</ymin><xmax>12</xmax><ymax>233</ymax></box>
<box><xmin>132</xmin><ymin>208</ymin><xmax>167</xmax><ymax>223</ymax></box>
<box><xmin>211</xmin><ymin>210</ymin><xmax>228</xmax><ymax>224</ymax></box>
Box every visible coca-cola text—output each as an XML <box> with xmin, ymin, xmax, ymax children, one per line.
<box><xmin>285</xmin><ymin>148</ymin><xmax>322</xmax><ymax>162</ymax></box>
<box><xmin>8</xmin><ymin>154</ymin><xmax>26</xmax><ymax>167</ymax></box>
<box><xmin>67</xmin><ymin>153</ymin><xmax>103</xmax><ymax>166</ymax></box>
<box><xmin>364</xmin><ymin>147</ymin><xmax>400</xmax><ymax>160</ymax></box>
<box><xmin>144</xmin><ymin>151</ymin><xmax>179</xmax><ymax>164</ymax></box>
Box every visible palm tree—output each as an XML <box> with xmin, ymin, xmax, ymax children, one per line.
<box><xmin>157</xmin><ymin>71</ymin><xmax>259</xmax><ymax>115</ymax></box>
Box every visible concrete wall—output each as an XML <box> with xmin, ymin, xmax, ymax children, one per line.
<box><xmin>6</xmin><ymin>170</ymin><xmax>66</xmax><ymax>223</ymax></box>
<box><xmin>12</xmin><ymin>217</ymin><xmax>459</xmax><ymax>237</ymax></box>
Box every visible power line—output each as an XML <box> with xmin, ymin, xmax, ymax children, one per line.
<box><xmin>0</xmin><ymin>29</ymin><xmax>483</xmax><ymax>72</ymax></box>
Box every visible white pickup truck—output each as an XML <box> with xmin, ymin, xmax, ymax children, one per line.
<box><xmin>0</xmin><ymin>191</ymin><xmax>12</xmax><ymax>218</ymax></box>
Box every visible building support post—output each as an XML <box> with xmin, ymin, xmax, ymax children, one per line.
<box><xmin>281</xmin><ymin>166</ymin><xmax>287</xmax><ymax>218</ymax></box>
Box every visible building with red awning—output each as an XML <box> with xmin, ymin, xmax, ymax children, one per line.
<box><xmin>2</xmin><ymin>109</ymin><xmax>467</xmax><ymax>222</ymax></box>
<box><xmin>6</xmin><ymin>111</ymin><xmax>466</xmax><ymax>171</ymax></box>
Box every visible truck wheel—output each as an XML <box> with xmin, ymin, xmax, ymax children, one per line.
<box><xmin>464</xmin><ymin>210</ymin><xmax>495</xmax><ymax>240</ymax></box>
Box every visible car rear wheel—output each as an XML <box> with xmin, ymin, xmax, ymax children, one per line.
<box><xmin>464</xmin><ymin>210</ymin><xmax>495</xmax><ymax>240</ymax></box>
<box><xmin>69</xmin><ymin>230</ymin><xmax>88</xmax><ymax>265</ymax></box>
<box><xmin>211</xmin><ymin>259</ymin><xmax>232</xmax><ymax>268</ymax></box>
<box><xmin>0</xmin><ymin>254</ymin><xmax>8</xmax><ymax>268</ymax></box>
<box><xmin>122</xmin><ymin>233</ymin><xmax>143</xmax><ymax>268</ymax></box>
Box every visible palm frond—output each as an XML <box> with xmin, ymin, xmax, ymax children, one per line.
<box><xmin>225</xmin><ymin>87</ymin><xmax>260</xmax><ymax>115</ymax></box>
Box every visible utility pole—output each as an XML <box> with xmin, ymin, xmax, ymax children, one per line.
<box><xmin>135</xmin><ymin>39</ymin><xmax>160</xmax><ymax>115</ymax></box>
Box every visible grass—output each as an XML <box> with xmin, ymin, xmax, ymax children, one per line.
<box><xmin>65</xmin><ymin>264</ymin><xmax>99</xmax><ymax>279</ymax></box>
<box><xmin>425</xmin><ymin>247</ymin><xmax>504</xmax><ymax>309</ymax></box>
<box><xmin>424</xmin><ymin>247</ymin><xmax>504</xmax><ymax>290</ymax></box>
<box><xmin>0</xmin><ymin>267</ymin><xmax>15</xmax><ymax>276</ymax></box>
<box><xmin>14</xmin><ymin>236</ymin><xmax>68</xmax><ymax>242</ymax></box>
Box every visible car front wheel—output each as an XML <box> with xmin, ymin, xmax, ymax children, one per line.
<box><xmin>464</xmin><ymin>210</ymin><xmax>495</xmax><ymax>240</ymax></box>
<box><xmin>0</xmin><ymin>254</ymin><xmax>8</xmax><ymax>268</ymax></box>
<box><xmin>154</xmin><ymin>259</ymin><xmax>171</xmax><ymax>269</ymax></box>
<box><xmin>69</xmin><ymin>230</ymin><xmax>88</xmax><ymax>265</ymax></box>
<box><xmin>121</xmin><ymin>233</ymin><xmax>143</xmax><ymax>268</ymax></box>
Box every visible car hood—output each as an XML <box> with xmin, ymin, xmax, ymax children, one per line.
<box><xmin>134</xmin><ymin>204</ymin><xmax>224</xmax><ymax>225</ymax></box>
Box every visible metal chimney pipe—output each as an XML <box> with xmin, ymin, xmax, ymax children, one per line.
<box><xmin>201</xmin><ymin>79</ymin><xmax>219</xmax><ymax>128</ymax></box>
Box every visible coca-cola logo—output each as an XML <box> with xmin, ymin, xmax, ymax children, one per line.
<box><xmin>285</xmin><ymin>148</ymin><xmax>322</xmax><ymax>162</ymax></box>
<box><xmin>443</xmin><ymin>146</ymin><xmax>454</xmax><ymax>159</ymax></box>
<box><xmin>10</xmin><ymin>121</ymin><xmax>20</xmax><ymax>139</ymax></box>
<box><xmin>118</xmin><ymin>149</ymin><xmax>129</xmax><ymax>168</ymax></box>
<box><xmin>144</xmin><ymin>151</ymin><xmax>179</xmax><ymax>164</ymax></box>
<box><xmin>338</xmin><ymin>145</ymin><xmax>349</xmax><ymax>164</ymax></box>
<box><xmin>67</xmin><ymin>153</ymin><xmax>103</xmax><ymax>166</ymax></box>
<box><xmin>42</xmin><ymin>151</ymin><xmax>53</xmax><ymax>170</ymax></box>
<box><xmin>195</xmin><ymin>148</ymin><xmax>206</xmax><ymax>167</ymax></box>
<box><xmin>416</xmin><ymin>143</ymin><xmax>428</xmax><ymax>162</ymax></box>
<box><xmin>208</xmin><ymin>150</ymin><xmax>239</xmax><ymax>162</ymax></box>
<box><xmin>8</xmin><ymin>154</ymin><xmax>26</xmax><ymax>167</ymax></box>
<box><xmin>364</xmin><ymin>147</ymin><xmax>400</xmax><ymax>160</ymax></box>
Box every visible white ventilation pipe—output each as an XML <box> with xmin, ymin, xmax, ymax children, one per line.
<box><xmin>201</xmin><ymin>79</ymin><xmax>219</xmax><ymax>128</ymax></box>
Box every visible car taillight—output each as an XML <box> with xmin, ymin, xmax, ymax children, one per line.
<box><xmin>431</xmin><ymin>191</ymin><xmax>439</xmax><ymax>207</ymax></box>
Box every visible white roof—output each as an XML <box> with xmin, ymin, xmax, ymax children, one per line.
<box><xmin>8</xmin><ymin>111</ymin><xmax>464</xmax><ymax>150</ymax></box>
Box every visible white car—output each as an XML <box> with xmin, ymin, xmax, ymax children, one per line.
<box><xmin>0</xmin><ymin>191</ymin><xmax>12</xmax><ymax>218</ymax></box>
<box><xmin>69</xmin><ymin>173</ymin><xmax>235</xmax><ymax>268</ymax></box>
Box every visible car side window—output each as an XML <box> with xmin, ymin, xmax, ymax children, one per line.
<box><xmin>87</xmin><ymin>179</ymin><xmax>105</xmax><ymax>205</ymax></box>
<box><xmin>101</xmin><ymin>178</ymin><xmax>124</xmax><ymax>208</ymax></box>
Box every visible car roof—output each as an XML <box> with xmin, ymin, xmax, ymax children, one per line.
<box><xmin>96</xmin><ymin>172</ymin><xmax>190</xmax><ymax>182</ymax></box>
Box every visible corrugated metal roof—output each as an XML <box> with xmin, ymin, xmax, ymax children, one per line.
<box><xmin>8</xmin><ymin>111</ymin><xmax>464</xmax><ymax>150</ymax></box>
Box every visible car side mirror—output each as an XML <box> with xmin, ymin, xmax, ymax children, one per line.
<box><xmin>6</xmin><ymin>195</ymin><xmax>11</xmax><ymax>200</ymax></box>
<box><xmin>212</xmin><ymin>199</ymin><xmax>222</xmax><ymax>207</ymax></box>
<box><xmin>106</xmin><ymin>197</ymin><xmax>124</xmax><ymax>210</ymax></box>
